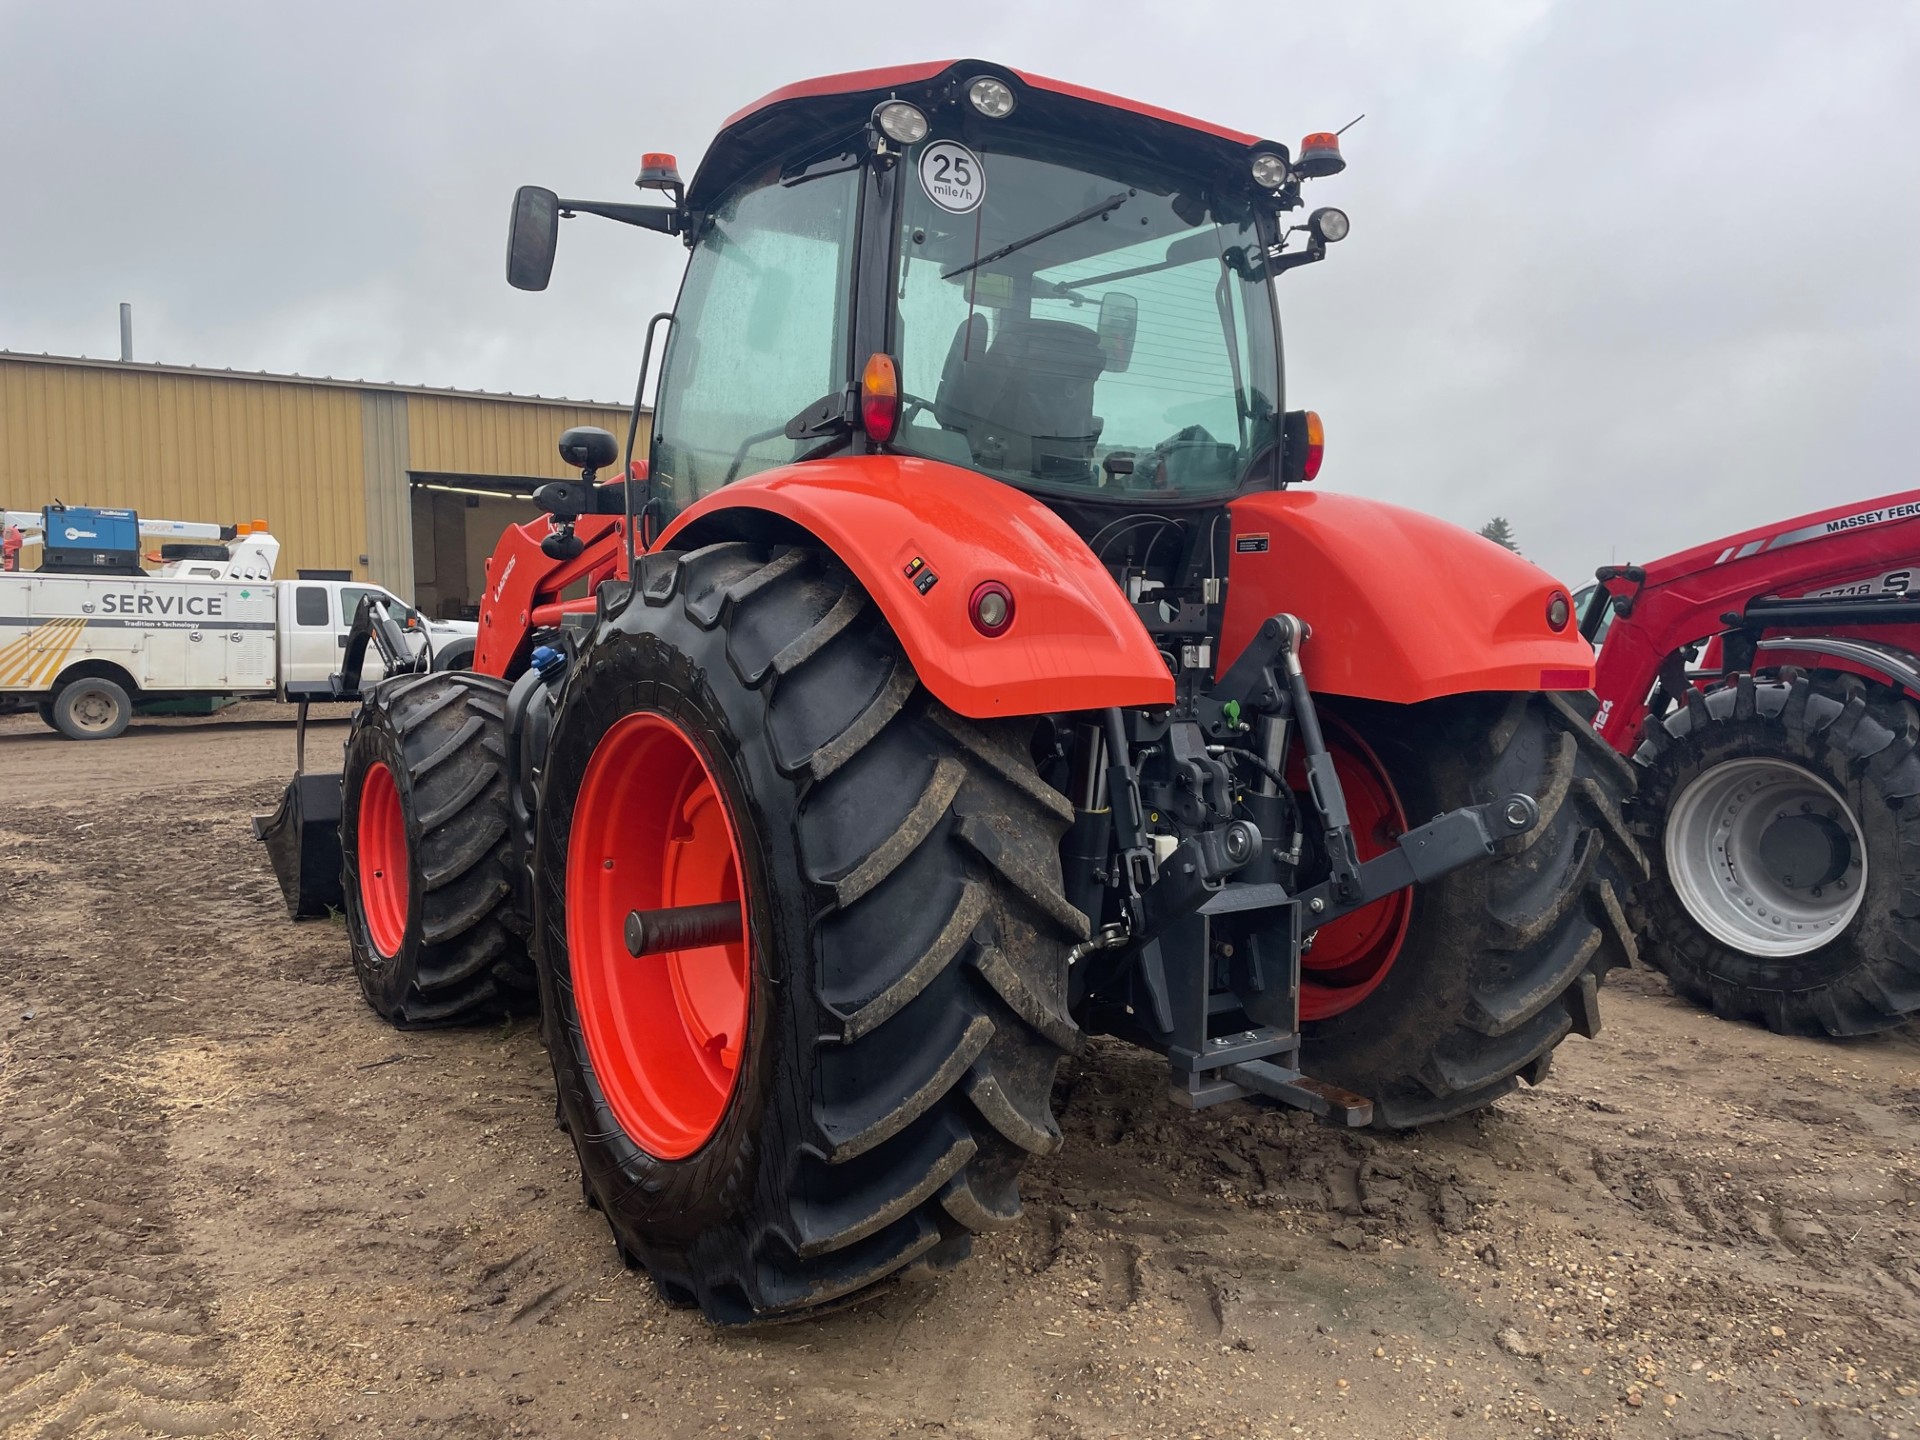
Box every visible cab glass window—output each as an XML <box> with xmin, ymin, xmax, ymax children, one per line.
<box><xmin>294</xmin><ymin>586</ymin><xmax>328</xmax><ymax>627</ymax></box>
<box><xmin>341</xmin><ymin>587</ymin><xmax>411</xmax><ymax>627</ymax></box>
<box><xmin>649</xmin><ymin>167</ymin><xmax>858</xmax><ymax>516</ymax></box>
<box><xmin>892</xmin><ymin>141</ymin><xmax>1279</xmax><ymax>500</ymax></box>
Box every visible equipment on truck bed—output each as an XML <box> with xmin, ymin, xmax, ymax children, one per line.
<box><xmin>1585</xmin><ymin>489</ymin><xmax>1920</xmax><ymax>1037</ymax></box>
<box><xmin>1</xmin><ymin>511</ymin><xmax>470</xmax><ymax>737</ymax></box>
<box><xmin>261</xmin><ymin>59</ymin><xmax>1638</xmax><ymax>1325</ymax></box>
<box><xmin>0</xmin><ymin>505</ymin><xmax>278</xmax><ymax>581</ymax></box>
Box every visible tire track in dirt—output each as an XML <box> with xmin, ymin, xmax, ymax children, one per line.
<box><xmin>0</xmin><ymin>805</ymin><xmax>249</xmax><ymax>1440</ymax></box>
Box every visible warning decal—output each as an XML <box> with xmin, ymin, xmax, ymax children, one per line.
<box><xmin>918</xmin><ymin>141</ymin><xmax>985</xmax><ymax>214</ymax></box>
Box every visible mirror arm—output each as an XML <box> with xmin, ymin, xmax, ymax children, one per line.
<box><xmin>556</xmin><ymin>199</ymin><xmax>682</xmax><ymax>235</ymax></box>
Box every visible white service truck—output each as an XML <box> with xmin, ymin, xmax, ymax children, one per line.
<box><xmin>1</xmin><ymin>507</ymin><xmax>474</xmax><ymax>739</ymax></box>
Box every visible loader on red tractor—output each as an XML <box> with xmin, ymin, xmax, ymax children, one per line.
<box><xmin>259</xmin><ymin>60</ymin><xmax>1638</xmax><ymax>1324</ymax></box>
<box><xmin>1583</xmin><ymin>489</ymin><xmax>1920</xmax><ymax>1037</ymax></box>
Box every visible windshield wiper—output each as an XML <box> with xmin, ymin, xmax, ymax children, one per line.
<box><xmin>942</xmin><ymin>191</ymin><xmax>1131</xmax><ymax>281</ymax></box>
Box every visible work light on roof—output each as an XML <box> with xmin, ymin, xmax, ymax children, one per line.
<box><xmin>1249</xmin><ymin>152</ymin><xmax>1290</xmax><ymax>189</ymax></box>
<box><xmin>875</xmin><ymin>101</ymin><xmax>930</xmax><ymax>145</ymax></box>
<box><xmin>967</xmin><ymin>76</ymin><xmax>1016</xmax><ymax>118</ymax></box>
<box><xmin>1309</xmin><ymin>207</ymin><xmax>1350</xmax><ymax>244</ymax></box>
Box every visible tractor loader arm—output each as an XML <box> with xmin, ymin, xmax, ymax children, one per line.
<box><xmin>654</xmin><ymin>454</ymin><xmax>1175</xmax><ymax>719</ymax></box>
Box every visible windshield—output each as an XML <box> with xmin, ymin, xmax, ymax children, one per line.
<box><xmin>893</xmin><ymin>139</ymin><xmax>1280</xmax><ymax>501</ymax></box>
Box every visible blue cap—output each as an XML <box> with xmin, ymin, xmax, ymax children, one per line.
<box><xmin>530</xmin><ymin>644</ymin><xmax>564</xmax><ymax>675</ymax></box>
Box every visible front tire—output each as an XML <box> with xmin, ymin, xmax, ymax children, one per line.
<box><xmin>52</xmin><ymin>676</ymin><xmax>131</xmax><ymax>740</ymax></box>
<box><xmin>1296</xmin><ymin>692</ymin><xmax>1645</xmax><ymax>1128</ymax></box>
<box><xmin>1631</xmin><ymin>672</ymin><xmax>1920</xmax><ymax>1035</ymax></box>
<box><xmin>340</xmin><ymin>671</ymin><xmax>534</xmax><ymax>1025</ymax></box>
<box><xmin>534</xmin><ymin>543</ymin><xmax>1084</xmax><ymax>1324</ymax></box>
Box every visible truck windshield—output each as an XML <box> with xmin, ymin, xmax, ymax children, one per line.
<box><xmin>893</xmin><ymin>140</ymin><xmax>1280</xmax><ymax>501</ymax></box>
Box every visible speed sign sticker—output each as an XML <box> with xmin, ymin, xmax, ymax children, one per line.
<box><xmin>918</xmin><ymin>141</ymin><xmax>985</xmax><ymax>214</ymax></box>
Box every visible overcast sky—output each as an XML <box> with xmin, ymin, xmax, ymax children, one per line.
<box><xmin>3</xmin><ymin>0</ymin><xmax>1915</xmax><ymax>586</ymax></box>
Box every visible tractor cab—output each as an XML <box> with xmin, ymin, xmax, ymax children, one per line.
<box><xmin>510</xmin><ymin>61</ymin><xmax>1348</xmax><ymax>540</ymax></box>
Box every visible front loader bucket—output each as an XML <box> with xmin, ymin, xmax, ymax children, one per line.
<box><xmin>254</xmin><ymin>771</ymin><xmax>345</xmax><ymax>918</ymax></box>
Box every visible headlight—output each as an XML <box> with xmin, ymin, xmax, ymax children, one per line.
<box><xmin>1309</xmin><ymin>207</ymin><xmax>1350</xmax><ymax>243</ymax></box>
<box><xmin>874</xmin><ymin>101</ymin><xmax>930</xmax><ymax>145</ymax></box>
<box><xmin>1250</xmin><ymin>152</ymin><xmax>1290</xmax><ymax>189</ymax></box>
<box><xmin>967</xmin><ymin>76</ymin><xmax>1016</xmax><ymax>118</ymax></box>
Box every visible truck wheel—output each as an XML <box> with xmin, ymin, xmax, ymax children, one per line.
<box><xmin>432</xmin><ymin>638</ymin><xmax>476</xmax><ymax>672</ymax></box>
<box><xmin>1630</xmin><ymin>671</ymin><xmax>1920</xmax><ymax>1035</ymax></box>
<box><xmin>35</xmin><ymin>700</ymin><xmax>57</xmax><ymax>731</ymax></box>
<box><xmin>1292</xmin><ymin>692</ymin><xmax>1644</xmax><ymax>1128</ymax></box>
<box><xmin>52</xmin><ymin>677</ymin><xmax>132</xmax><ymax>741</ymax></box>
<box><xmin>534</xmin><ymin>542</ymin><xmax>1083</xmax><ymax>1324</ymax></box>
<box><xmin>340</xmin><ymin>671</ymin><xmax>534</xmax><ymax>1026</ymax></box>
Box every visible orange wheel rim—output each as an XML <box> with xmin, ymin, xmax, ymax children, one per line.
<box><xmin>567</xmin><ymin>712</ymin><xmax>750</xmax><ymax>1160</ymax></box>
<box><xmin>357</xmin><ymin>761</ymin><xmax>410</xmax><ymax>958</ymax></box>
<box><xmin>1291</xmin><ymin>718</ymin><xmax>1413</xmax><ymax>1021</ymax></box>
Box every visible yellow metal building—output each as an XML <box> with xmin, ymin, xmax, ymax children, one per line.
<box><xmin>0</xmin><ymin>353</ymin><xmax>647</xmax><ymax>618</ymax></box>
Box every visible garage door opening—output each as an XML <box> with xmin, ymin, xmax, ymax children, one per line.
<box><xmin>409</xmin><ymin>476</ymin><xmax>540</xmax><ymax>621</ymax></box>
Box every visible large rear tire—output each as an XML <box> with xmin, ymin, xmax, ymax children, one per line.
<box><xmin>1630</xmin><ymin>671</ymin><xmax>1920</xmax><ymax>1035</ymax></box>
<box><xmin>1297</xmin><ymin>692</ymin><xmax>1645</xmax><ymax>1128</ymax></box>
<box><xmin>340</xmin><ymin>671</ymin><xmax>535</xmax><ymax>1026</ymax></box>
<box><xmin>534</xmin><ymin>543</ymin><xmax>1084</xmax><ymax>1325</ymax></box>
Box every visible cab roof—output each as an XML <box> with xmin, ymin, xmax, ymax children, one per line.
<box><xmin>688</xmin><ymin>59</ymin><xmax>1283</xmax><ymax>209</ymax></box>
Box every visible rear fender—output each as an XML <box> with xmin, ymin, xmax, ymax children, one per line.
<box><xmin>1220</xmin><ymin>491</ymin><xmax>1593</xmax><ymax>704</ymax></box>
<box><xmin>653</xmin><ymin>455</ymin><xmax>1173</xmax><ymax>718</ymax></box>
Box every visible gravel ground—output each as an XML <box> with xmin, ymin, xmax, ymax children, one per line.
<box><xmin>1</xmin><ymin>705</ymin><xmax>1916</xmax><ymax>1439</ymax></box>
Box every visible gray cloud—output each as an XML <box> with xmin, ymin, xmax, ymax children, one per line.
<box><xmin>3</xmin><ymin>0</ymin><xmax>1915</xmax><ymax>585</ymax></box>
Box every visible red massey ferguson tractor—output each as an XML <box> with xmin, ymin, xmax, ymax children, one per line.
<box><xmin>1583</xmin><ymin>489</ymin><xmax>1920</xmax><ymax>1037</ymax></box>
<box><xmin>259</xmin><ymin>61</ymin><xmax>1638</xmax><ymax>1324</ymax></box>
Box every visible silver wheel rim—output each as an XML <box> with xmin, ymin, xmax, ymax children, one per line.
<box><xmin>71</xmin><ymin>689</ymin><xmax>118</xmax><ymax>733</ymax></box>
<box><xmin>1665</xmin><ymin>757</ymin><xmax>1865</xmax><ymax>957</ymax></box>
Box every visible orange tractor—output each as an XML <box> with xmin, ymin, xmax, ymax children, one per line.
<box><xmin>260</xmin><ymin>61</ymin><xmax>1638</xmax><ymax>1324</ymax></box>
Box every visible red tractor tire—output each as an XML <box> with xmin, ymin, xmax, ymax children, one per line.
<box><xmin>534</xmin><ymin>542</ymin><xmax>1084</xmax><ymax>1325</ymax></box>
<box><xmin>1630</xmin><ymin>671</ymin><xmax>1920</xmax><ymax>1036</ymax></box>
<box><xmin>340</xmin><ymin>672</ymin><xmax>535</xmax><ymax>1026</ymax></box>
<box><xmin>1294</xmin><ymin>692</ymin><xmax>1645</xmax><ymax>1128</ymax></box>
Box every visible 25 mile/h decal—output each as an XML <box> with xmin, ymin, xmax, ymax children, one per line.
<box><xmin>919</xmin><ymin>141</ymin><xmax>984</xmax><ymax>214</ymax></box>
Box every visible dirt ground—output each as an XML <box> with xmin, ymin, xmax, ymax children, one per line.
<box><xmin>2</xmin><ymin>706</ymin><xmax>1917</xmax><ymax>1440</ymax></box>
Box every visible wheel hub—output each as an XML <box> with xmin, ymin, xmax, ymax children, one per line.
<box><xmin>73</xmin><ymin>691</ymin><xmax>113</xmax><ymax>731</ymax></box>
<box><xmin>567</xmin><ymin>712</ymin><xmax>750</xmax><ymax>1161</ymax></box>
<box><xmin>356</xmin><ymin>760</ymin><xmax>411</xmax><ymax>958</ymax></box>
<box><xmin>1290</xmin><ymin>717</ymin><xmax>1412</xmax><ymax>1021</ymax></box>
<box><xmin>1665</xmin><ymin>756</ymin><xmax>1866</xmax><ymax>957</ymax></box>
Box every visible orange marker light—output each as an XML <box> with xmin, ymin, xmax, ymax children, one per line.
<box><xmin>1297</xmin><ymin>132</ymin><xmax>1346</xmax><ymax>178</ymax></box>
<box><xmin>861</xmin><ymin>353</ymin><xmax>900</xmax><ymax>445</ymax></box>
<box><xmin>637</xmin><ymin>152</ymin><xmax>682</xmax><ymax>189</ymax></box>
<box><xmin>1302</xmin><ymin>410</ymin><xmax>1325</xmax><ymax>481</ymax></box>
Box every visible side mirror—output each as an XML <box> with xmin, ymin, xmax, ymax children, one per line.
<box><xmin>1097</xmin><ymin>292</ymin><xmax>1138</xmax><ymax>373</ymax></box>
<box><xmin>558</xmin><ymin>426</ymin><xmax>619</xmax><ymax>476</ymax></box>
<box><xmin>507</xmin><ymin>186</ymin><xmax>561</xmax><ymax>291</ymax></box>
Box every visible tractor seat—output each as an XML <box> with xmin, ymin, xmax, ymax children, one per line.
<box><xmin>937</xmin><ymin>317</ymin><xmax>1106</xmax><ymax>479</ymax></box>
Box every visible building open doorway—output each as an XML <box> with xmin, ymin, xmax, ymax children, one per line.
<box><xmin>409</xmin><ymin>476</ymin><xmax>539</xmax><ymax>621</ymax></box>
